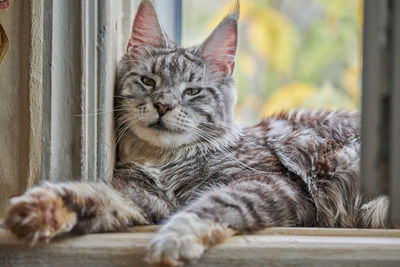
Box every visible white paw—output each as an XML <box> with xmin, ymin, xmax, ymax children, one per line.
<box><xmin>147</xmin><ymin>212</ymin><xmax>234</xmax><ymax>267</ymax></box>
<box><xmin>148</xmin><ymin>231</ymin><xmax>205</xmax><ymax>266</ymax></box>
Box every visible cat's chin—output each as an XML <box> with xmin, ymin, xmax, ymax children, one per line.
<box><xmin>133</xmin><ymin>125</ymin><xmax>196</xmax><ymax>148</ymax></box>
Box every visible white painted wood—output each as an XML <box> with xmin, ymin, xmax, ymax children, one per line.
<box><xmin>96</xmin><ymin>0</ymin><xmax>119</xmax><ymax>181</ymax></box>
<box><xmin>41</xmin><ymin>0</ymin><xmax>124</xmax><ymax>183</ymax></box>
<box><xmin>1</xmin><ymin>227</ymin><xmax>400</xmax><ymax>266</ymax></box>
<box><xmin>81</xmin><ymin>0</ymin><xmax>99</xmax><ymax>182</ymax></box>
<box><xmin>41</xmin><ymin>0</ymin><xmax>86</xmax><ymax>182</ymax></box>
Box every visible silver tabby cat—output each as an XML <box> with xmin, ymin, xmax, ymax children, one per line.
<box><xmin>5</xmin><ymin>1</ymin><xmax>388</xmax><ymax>266</ymax></box>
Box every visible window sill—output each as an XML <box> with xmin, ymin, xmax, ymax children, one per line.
<box><xmin>1</xmin><ymin>226</ymin><xmax>400</xmax><ymax>266</ymax></box>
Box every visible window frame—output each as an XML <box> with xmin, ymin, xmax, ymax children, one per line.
<box><xmin>361</xmin><ymin>0</ymin><xmax>400</xmax><ymax>226</ymax></box>
<box><xmin>38</xmin><ymin>0</ymin><xmax>398</xmax><ymax>224</ymax></box>
<box><xmin>1</xmin><ymin>1</ymin><xmax>400</xmax><ymax>265</ymax></box>
<box><xmin>41</xmin><ymin>0</ymin><xmax>124</xmax><ymax>183</ymax></box>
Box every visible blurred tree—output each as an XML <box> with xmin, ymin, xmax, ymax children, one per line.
<box><xmin>183</xmin><ymin>0</ymin><xmax>362</xmax><ymax>125</ymax></box>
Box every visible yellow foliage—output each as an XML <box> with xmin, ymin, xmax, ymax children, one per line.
<box><xmin>237</xmin><ymin>94</ymin><xmax>264</xmax><ymax>113</ymax></box>
<box><xmin>322</xmin><ymin>0</ymin><xmax>347</xmax><ymax>28</ymax></box>
<box><xmin>342</xmin><ymin>64</ymin><xmax>360</xmax><ymax>105</ymax></box>
<box><xmin>210</xmin><ymin>1</ymin><xmax>296</xmax><ymax>74</ymax></box>
<box><xmin>260</xmin><ymin>82</ymin><xmax>315</xmax><ymax>117</ymax></box>
<box><xmin>359</xmin><ymin>0</ymin><xmax>364</xmax><ymax>30</ymax></box>
<box><xmin>302</xmin><ymin>83</ymin><xmax>357</xmax><ymax>110</ymax></box>
<box><xmin>260</xmin><ymin>82</ymin><xmax>357</xmax><ymax>118</ymax></box>
<box><xmin>247</xmin><ymin>7</ymin><xmax>295</xmax><ymax>74</ymax></box>
<box><xmin>238</xmin><ymin>52</ymin><xmax>255</xmax><ymax>77</ymax></box>
<box><xmin>205</xmin><ymin>0</ymin><xmax>361</xmax><ymax>123</ymax></box>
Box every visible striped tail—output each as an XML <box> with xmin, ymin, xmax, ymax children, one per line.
<box><xmin>360</xmin><ymin>196</ymin><xmax>389</xmax><ymax>228</ymax></box>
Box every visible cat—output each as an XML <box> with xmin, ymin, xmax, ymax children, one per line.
<box><xmin>5</xmin><ymin>0</ymin><xmax>388</xmax><ymax>266</ymax></box>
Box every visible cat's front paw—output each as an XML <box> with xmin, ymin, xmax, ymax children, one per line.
<box><xmin>148</xmin><ymin>212</ymin><xmax>234</xmax><ymax>267</ymax></box>
<box><xmin>5</xmin><ymin>186</ymin><xmax>77</xmax><ymax>243</ymax></box>
<box><xmin>149</xmin><ymin>231</ymin><xmax>205</xmax><ymax>267</ymax></box>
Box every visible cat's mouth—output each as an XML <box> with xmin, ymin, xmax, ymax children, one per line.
<box><xmin>148</xmin><ymin>120</ymin><xmax>169</xmax><ymax>131</ymax></box>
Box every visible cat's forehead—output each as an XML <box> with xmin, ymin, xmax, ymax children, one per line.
<box><xmin>150</xmin><ymin>49</ymin><xmax>204</xmax><ymax>83</ymax></box>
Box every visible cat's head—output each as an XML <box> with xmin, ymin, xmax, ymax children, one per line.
<box><xmin>116</xmin><ymin>0</ymin><xmax>239</xmax><ymax>149</ymax></box>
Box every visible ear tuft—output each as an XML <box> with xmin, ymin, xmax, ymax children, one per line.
<box><xmin>229</xmin><ymin>0</ymin><xmax>240</xmax><ymax>21</ymax></box>
<box><xmin>127</xmin><ymin>0</ymin><xmax>167</xmax><ymax>53</ymax></box>
<box><xmin>198</xmin><ymin>2</ymin><xmax>240</xmax><ymax>76</ymax></box>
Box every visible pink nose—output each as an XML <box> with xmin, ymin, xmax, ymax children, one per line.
<box><xmin>154</xmin><ymin>103</ymin><xmax>171</xmax><ymax>116</ymax></box>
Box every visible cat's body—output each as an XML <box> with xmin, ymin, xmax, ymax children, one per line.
<box><xmin>114</xmin><ymin>109</ymin><xmax>362</xmax><ymax>229</ymax></box>
<box><xmin>5</xmin><ymin>1</ymin><xmax>388</xmax><ymax>266</ymax></box>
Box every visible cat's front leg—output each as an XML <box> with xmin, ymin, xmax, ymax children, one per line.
<box><xmin>148</xmin><ymin>212</ymin><xmax>235</xmax><ymax>267</ymax></box>
<box><xmin>148</xmin><ymin>176</ymin><xmax>305</xmax><ymax>266</ymax></box>
<box><xmin>5</xmin><ymin>185</ymin><xmax>77</xmax><ymax>243</ymax></box>
<box><xmin>5</xmin><ymin>182</ymin><xmax>150</xmax><ymax>243</ymax></box>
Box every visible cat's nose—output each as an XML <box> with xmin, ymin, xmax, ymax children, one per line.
<box><xmin>154</xmin><ymin>102</ymin><xmax>172</xmax><ymax>116</ymax></box>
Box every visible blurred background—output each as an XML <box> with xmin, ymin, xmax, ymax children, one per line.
<box><xmin>183</xmin><ymin>0</ymin><xmax>362</xmax><ymax>126</ymax></box>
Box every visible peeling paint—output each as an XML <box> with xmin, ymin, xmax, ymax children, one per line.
<box><xmin>98</xmin><ymin>24</ymin><xmax>107</xmax><ymax>40</ymax></box>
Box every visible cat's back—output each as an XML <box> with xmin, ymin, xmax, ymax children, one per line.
<box><xmin>261</xmin><ymin>109</ymin><xmax>360</xmax><ymax>181</ymax></box>
<box><xmin>216</xmin><ymin>109</ymin><xmax>360</xmax><ymax>178</ymax></box>
<box><xmin>265</xmin><ymin>109</ymin><xmax>360</xmax><ymax>142</ymax></box>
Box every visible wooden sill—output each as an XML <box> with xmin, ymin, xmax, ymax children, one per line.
<box><xmin>1</xmin><ymin>226</ymin><xmax>400</xmax><ymax>266</ymax></box>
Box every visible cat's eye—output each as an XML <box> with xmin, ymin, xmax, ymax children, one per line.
<box><xmin>141</xmin><ymin>76</ymin><xmax>156</xmax><ymax>87</ymax></box>
<box><xmin>184</xmin><ymin>88</ymin><xmax>201</xmax><ymax>96</ymax></box>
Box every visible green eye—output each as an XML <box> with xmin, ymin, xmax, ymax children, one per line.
<box><xmin>184</xmin><ymin>88</ymin><xmax>201</xmax><ymax>96</ymax></box>
<box><xmin>141</xmin><ymin>76</ymin><xmax>156</xmax><ymax>87</ymax></box>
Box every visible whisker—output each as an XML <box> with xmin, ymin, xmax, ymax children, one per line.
<box><xmin>76</xmin><ymin>108</ymin><xmax>135</xmax><ymax>117</ymax></box>
<box><xmin>115</xmin><ymin>117</ymin><xmax>139</xmax><ymax>148</ymax></box>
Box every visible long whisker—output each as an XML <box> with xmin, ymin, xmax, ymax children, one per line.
<box><xmin>115</xmin><ymin>117</ymin><xmax>139</xmax><ymax>148</ymax></box>
<box><xmin>76</xmin><ymin>108</ymin><xmax>135</xmax><ymax>117</ymax></box>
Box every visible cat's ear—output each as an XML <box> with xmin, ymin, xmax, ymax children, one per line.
<box><xmin>127</xmin><ymin>0</ymin><xmax>167</xmax><ymax>53</ymax></box>
<box><xmin>197</xmin><ymin>5</ymin><xmax>239</xmax><ymax>76</ymax></box>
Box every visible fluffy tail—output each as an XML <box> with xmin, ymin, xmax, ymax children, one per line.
<box><xmin>360</xmin><ymin>196</ymin><xmax>389</xmax><ymax>228</ymax></box>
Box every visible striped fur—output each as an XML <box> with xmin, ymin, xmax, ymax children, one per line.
<box><xmin>5</xmin><ymin>1</ymin><xmax>388</xmax><ymax>266</ymax></box>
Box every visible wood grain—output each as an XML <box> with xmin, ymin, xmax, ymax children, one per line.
<box><xmin>1</xmin><ymin>227</ymin><xmax>400</xmax><ymax>266</ymax></box>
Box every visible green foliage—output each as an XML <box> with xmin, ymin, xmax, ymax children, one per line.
<box><xmin>183</xmin><ymin>0</ymin><xmax>362</xmax><ymax>124</ymax></box>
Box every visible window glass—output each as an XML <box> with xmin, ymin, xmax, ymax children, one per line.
<box><xmin>183</xmin><ymin>0</ymin><xmax>362</xmax><ymax>126</ymax></box>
